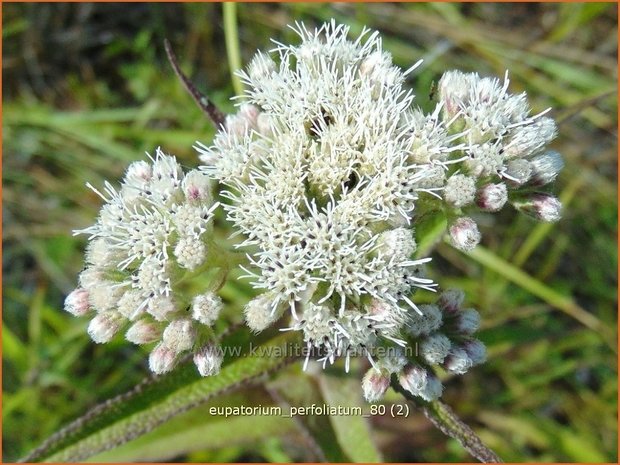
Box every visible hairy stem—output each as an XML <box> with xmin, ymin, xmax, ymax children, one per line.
<box><xmin>391</xmin><ymin>379</ymin><xmax>502</xmax><ymax>463</ymax></box>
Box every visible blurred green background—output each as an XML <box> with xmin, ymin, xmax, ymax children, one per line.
<box><xmin>3</xmin><ymin>2</ymin><xmax>618</xmax><ymax>462</ymax></box>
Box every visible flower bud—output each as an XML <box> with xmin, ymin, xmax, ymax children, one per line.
<box><xmin>173</xmin><ymin>236</ymin><xmax>207</xmax><ymax>271</ymax></box>
<box><xmin>504</xmin><ymin>117</ymin><xmax>557</xmax><ymax>159</ymax></box>
<box><xmin>503</xmin><ymin>159</ymin><xmax>532</xmax><ymax>185</ymax></box>
<box><xmin>182</xmin><ymin>169</ymin><xmax>212</xmax><ymax>203</ymax></box>
<box><xmin>248</xmin><ymin>52</ymin><xmax>276</xmax><ymax>80</ymax></box>
<box><xmin>64</xmin><ymin>288</ymin><xmax>91</xmax><ymax>317</ymax></box>
<box><xmin>437</xmin><ymin>289</ymin><xmax>465</xmax><ymax>314</ymax></box>
<box><xmin>438</xmin><ymin>70</ymin><xmax>474</xmax><ymax>118</ymax></box>
<box><xmin>244</xmin><ymin>293</ymin><xmax>284</xmax><ymax>332</ymax></box>
<box><xmin>377</xmin><ymin>228</ymin><xmax>416</xmax><ymax>260</ymax></box>
<box><xmin>88</xmin><ymin>281</ymin><xmax>123</xmax><ymax>312</ymax></box>
<box><xmin>257</xmin><ymin>113</ymin><xmax>274</xmax><ymax>136</ymax></box>
<box><xmin>463</xmin><ymin>338</ymin><xmax>487</xmax><ymax>365</ymax></box>
<box><xmin>192</xmin><ymin>292</ymin><xmax>223</xmax><ymax>327</ymax></box>
<box><xmin>87</xmin><ymin>312</ymin><xmax>125</xmax><ymax>343</ymax></box>
<box><xmin>407</xmin><ymin>304</ymin><xmax>442</xmax><ymax>337</ymax></box>
<box><xmin>529</xmin><ymin>151</ymin><xmax>564</xmax><ymax>186</ymax></box>
<box><xmin>419</xmin><ymin>371</ymin><xmax>443</xmax><ymax>401</ymax></box>
<box><xmin>117</xmin><ymin>289</ymin><xmax>146</xmax><ymax>320</ymax></box>
<box><xmin>377</xmin><ymin>348</ymin><xmax>408</xmax><ymax>374</ymax></box>
<box><xmin>443</xmin><ymin>347</ymin><xmax>473</xmax><ymax>374</ymax></box>
<box><xmin>454</xmin><ymin>308</ymin><xmax>481</xmax><ymax>335</ymax></box>
<box><xmin>476</xmin><ymin>183</ymin><xmax>507</xmax><ymax>212</ymax></box>
<box><xmin>238</xmin><ymin>103</ymin><xmax>260</xmax><ymax>127</ymax></box>
<box><xmin>449</xmin><ymin>217</ymin><xmax>481</xmax><ymax>252</ymax></box>
<box><xmin>398</xmin><ymin>364</ymin><xmax>428</xmax><ymax>396</ymax></box>
<box><xmin>124</xmin><ymin>160</ymin><xmax>153</xmax><ymax>184</ymax></box>
<box><xmin>444</xmin><ymin>174</ymin><xmax>476</xmax><ymax>208</ymax></box>
<box><xmin>149</xmin><ymin>342</ymin><xmax>178</xmax><ymax>374</ymax></box>
<box><xmin>420</xmin><ymin>333</ymin><xmax>451</xmax><ymax>364</ymax></box>
<box><xmin>126</xmin><ymin>319</ymin><xmax>162</xmax><ymax>345</ymax></box>
<box><xmin>362</xmin><ymin>367</ymin><xmax>391</xmax><ymax>402</ymax></box>
<box><xmin>513</xmin><ymin>193</ymin><xmax>562</xmax><ymax>222</ymax></box>
<box><xmin>78</xmin><ymin>267</ymin><xmax>104</xmax><ymax>291</ymax></box>
<box><xmin>85</xmin><ymin>238</ymin><xmax>119</xmax><ymax>268</ymax></box>
<box><xmin>147</xmin><ymin>295</ymin><xmax>178</xmax><ymax>321</ymax></box>
<box><xmin>194</xmin><ymin>344</ymin><xmax>224</xmax><ymax>376</ymax></box>
<box><xmin>162</xmin><ymin>318</ymin><xmax>196</xmax><ymax>353</ymax></box>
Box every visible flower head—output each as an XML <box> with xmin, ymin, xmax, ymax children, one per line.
<box><xmin>197</xmin><ymin>21</ymin><xmax>440</xmax><ymax>369</ymax></box>
<box><xmin>66</xmin><ymin>149</ymin><xmax>224</xmax><ymax>376</ymax></box>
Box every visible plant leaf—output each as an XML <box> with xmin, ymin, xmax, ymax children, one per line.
<box><xmin>267</xmin><ymin>371</ymin><xmax>350</xmax><ymax>462</ymax></box>
<box><xmin>22</xmin><ymin>330</ymin><xmax>300</xmax><ymax>462</ymax></box>
<box><xmin>318</xmin><ymin>374</ymin><xmax>383</xmax><ymax>463</ymax></box>
<box><xmin>89</xmin><ymin>390</ymin><xmax>293</xmax><ymax>462</ymax></box>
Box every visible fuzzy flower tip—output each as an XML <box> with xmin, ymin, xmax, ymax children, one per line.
<box><xmin>197</xmin><ymin>21</ymin><xmax>440</xmax><ymax>370</ymax></box>
<box><xmin>67</xmin><ymin>149</ymin><xmax>225</xmax><ymax>376</ymax></box>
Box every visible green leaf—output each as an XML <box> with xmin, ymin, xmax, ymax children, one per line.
<box><xmin>319</xmin><ymin>374</ymin><xmax>383</xmax><ymax>463</ymax></box>
<box><xmin>23</xmin><ymin>330</ymin><xmax>300</xmax><ymax>462</ymax></box>
<box><xmin>268</xmin><ymin>371</ymin><xmax>350</xmax><ymax>462</ymax></box>
<box><xmin>89</xmin><ymin>390</ymin><xmax>294</xmax><ymax>462</ymax></box>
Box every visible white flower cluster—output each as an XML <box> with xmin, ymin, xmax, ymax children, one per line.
<box><xmin>64</xmin><ymin>149</ymin><xmax>224</xmax><ymax>376</ymax></box>
<box><xmin>432</xmin><ymin>70</ymin><xmax>564</xmax><ymax>251</ymax></box>
<box><xmin>362</xmin><ymin>289</ymin><xmax>486</xmax><ymax>402</ymax></box>
<box><xmin>197</xmin><ymin>21</ymin><xmax>441</xmax><ymax>369</ymax></box>
<box><xmin>64</xmin><ymin>21</ymin><xmax>566</xmax><ymax>402</ymax></box>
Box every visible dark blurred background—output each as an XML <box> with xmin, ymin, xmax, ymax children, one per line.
<box><xmin>3</xmin><ymin>2</ymin><xmax>618</xmax><ymax>462</ymax></box>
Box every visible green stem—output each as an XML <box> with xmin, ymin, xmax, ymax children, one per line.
<box><xmin>391</xmin><ymin>379</ymin><xmax>502</xmax><ymax>463</ymax></box>
<box><xmin>223</xmin><ymin>2</ymin><xmax>244</xmax><ymax>96</ymax></box>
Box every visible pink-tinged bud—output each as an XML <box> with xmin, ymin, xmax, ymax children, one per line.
<box><xmin>238</xmin><ymin>103</ymin><xmax>260</xmax><ymax>127</ymax></box>
<box><xmin>449</xmin><ymin>217</ymin><xmax>481</xmax><ymax>252</ymax></box>
<box><xmin>443</xmin><ymin>347</ymin><xmax>473</xmax><ymax>375</ymax></box>
<box><xmin>64</xmin><ymin>288</ymin><xmax>91</xmax><ymax>317</ymax></box>
<box><xmin>182</xmin><ymin>170</ymin><xmax>212</xmax><ymax>203</ymax></box>
<box><xmin>463</xmin><ymin>338</ymin><xmax>487</xmax><ymax>365</ymax></box>
<box><xmin>476</xmin><ymin>183</ymin><xmax>507</xmax><ymax>212</ymax></box>
<box><xmin>513</xmin><ymin>193</ymin><xmax>562</xmax><ymax>222</ymax></box>
<box><xmin>529</xmin><ymin>150</ymin><xmax>564</xmax><ymax>186</ymax></box>
<box><xmin>162</xmin><ymin>319</ymin><xmax>196</xmax><ymax>353</ymax></box>
<box><xmin>87</xmin><ymin>312</ymin><xmax>124</xmax><ymax>343</ymax></box>
<box><xmin>398</xmin><ymin>364</ymin><xmax>428</xmax><ymax>396</ymax></box>
<box><xmin>123</xmin><ymin>160</ymin><xmax>152</xmax><ymax>184</ymax></box>
<box><xmin>438</xmin><ymin>70</ymin><xmax>474</xmax><ymax>118</ymax></box>
<box><xmin>437</xmin><ymin>289</ymin><xmax>465</xmax><ymax>314</ymax></box>
<box><xmin>194</xmin><ymin>344</ymin><xmax>223</xmax><ymax>376</ymax></box>
<box><xmin>362</xmin><ymin>368</ymin><xmax>391</xmax><ymax>402</ymax></box>
<box><xmin>256</xmin><ymin>113</ymin><xmax>273</xmax><ymax>137</ymax></box>
<box><xmin>454</xmin><ymin>308</ymin><xmax>481</xmax><ymax>335</ymax></box>
<box><xmin>125</xmin><ymin>319</ymin><xmax>162</xmax><ymax>345</ymax></box>
<box><xmin>149</xmin><ymin>342</ymin><xmax>178</xmax><ymax>374</ymax></box>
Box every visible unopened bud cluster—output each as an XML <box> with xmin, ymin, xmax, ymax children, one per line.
<box><xmin>64</xmin><ymin>149</ymin><xmax>224</xmax><ymax>376</ymax></box>
<box><xmin>363</xmin><ymin>289</ymin><xmax>486</xmax><ymax>402</ymax></box>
